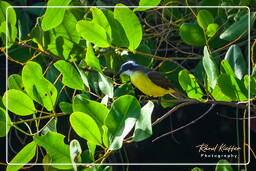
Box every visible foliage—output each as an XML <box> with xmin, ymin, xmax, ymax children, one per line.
<box><xmin>0</xmin><ymin>0</ymin><xmax>255</xmax><ymax>170</ymax></box>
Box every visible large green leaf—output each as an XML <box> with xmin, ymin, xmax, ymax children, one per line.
<box><xmin>220</xmin><ymin>60</ymin><xmax>236</xmax><ymax>77</ymax></box>
<box><xmin>212</xmin><ymin>84</ymin><xmax>232</xmax><ymax>101</ymax></box>
<box><xmin>54</xmin><ymin>60</ymin><xmax>84</xmax><ymax>90</ymax></box>
<box><xmin>105</xmin><ymin>95</ymin><xmax>141</xmax><ymax>150</ymax></box>
<box><xmin>224</xmin><ymin>44</ymin><xmax>247</xmax><ymax>80</ymax></box>
<box><xmin>197</xmin><ymin>9</ymin><xmax>214</xmax><ymax>30</ymax></box>
<box><xmin>206</xmin><ymin>23</ymin><xmax>219</xmax><ymax>37</ymax></box>
<box><xmin>114</xmin><ymin>4</ymin><xmax>142</xmax><ymax>50</ymax></box>
<box><xmin>178</xmin><ymin>70</ymin><xmax>204</xmax><ymax>100</ymax></box>
<box><xmin>86</xmin><ymin>42</ymin><xmax>102</xmax><ymax>72</ymax></box>
<box><xmin>0</xmin><ymin>21</ymin><xmax>17</xmax><ymax>46</ymax></box>
<box><xmin>70</xmin><ymin>112</ymin><xmax>102</xmax><ymax>146</ymax></box>
<box><xmin>22</xmin><ymin>61</ymin><xmax>57</xmax><ymax>111</ymax></box>
<box><xmin>0</xmin><ymin>107</ymin><xmax>12</xmax><ymax>137</ymax></box>
<box><xmin>98</xmin><ymin>73</ymin><xmax>114</xmax><ymax>98</ymax></box>
<box><xmin>7</xmin><ymin>141</ymin><xmax>36</xmax><ymax>171</ymax></box>
<box><xmin>72</xmin><ymin>94</ymin><xmax>109</xmax><ymax>127</ymax></box>
<box><xmin>102</xmin><ymin>9</ymin><xmax>129</xmax><ymax>47</ymax></box>
<box><xmin>220</xmin><ymin>12</ymin><xmax>256</xmax><ymax>41</ymax></box>
<box><xmin>133</xmin><ymin>0</ymin><xmax>161</xmax><ymax>12</ymax></box>
<box><xmin>217</xmin><ymin>74</ymin><xmax>247</xmax><ymax>101</ymax></box>
<box><xmin>76</xmin><ymin>20</ymin><xmax>110</xmax><ymax>47</ymax></box>
<box><xmin>215</xmin><ymin>160</ymin><xmax>233</xmax><ymax>171</ymax></box>
<box><xmin>3</xmin><ymin>89</ymin><xmax>36</xmax><ymax>116</ymax></box>
<box><xmin>47</xmin><ymin>11</ymin><xmax>80</xmax><ymax>59</ymax></box>
<box><xmin>8</xmin><ymin>74</ymin><xmax>23</xmax><ymax>90</ymax></box>
<box><xmin>41</xmin><ymin>0</ymin><xmax>72</xmax><ymax>31</ymax></box>
<box><xmin>59</xmin><ymin>101</ymin><xmax>73</xmax><ymax>114</ymax></box>
<box><xmin>202</xmin><ymin>46</ymin><xmax>219</xmax><ymax>89</ymax></box>
<box><xmin>179</xmin><ymin>23</ymin><xmax>205</xmax><ymax>46</ymax></box>
<box><xmin>34</xmin><ymin>132</ymin><xmax>72</xmax><ymax>169</ymax></box>
<box><xmin>132</xmin><ymin>101</ymin><xmax>154</xmax><ymax>142</ymax></box>
<box><xmin>91</xmin><ymin>8</ymin><xmax>112</xmax><ymax>39</ymax></box>
<box><xmin>0</xmin><ymin>1</ymin><xmax>16</xmax><ymax>25</ymax></box>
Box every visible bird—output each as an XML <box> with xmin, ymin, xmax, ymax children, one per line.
<box><xmin>118</xmin><ymin>61</ymin><xmax>185</xmax><ymax>98</ymax></box>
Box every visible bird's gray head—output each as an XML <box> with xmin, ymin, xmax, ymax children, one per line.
<box><xmin>118</xmin><ymin>61</ymin><xmax>139</xmax><ymax>76</ymax></box>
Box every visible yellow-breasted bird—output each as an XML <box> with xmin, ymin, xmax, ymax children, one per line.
<box><xmin>118</xmin><ymin>61</ymin><xmax>185</xmax><ymax>98</ymax></box>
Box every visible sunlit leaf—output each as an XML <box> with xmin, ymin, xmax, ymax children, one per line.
<box><xmin>98</xmin><ymin>73</ymin><xmax>114</xmax><ymax>98</ymax></box>
<box><xmin>105</xmin><ymin>95</ymin><xmax>141</xmax><ymax>150</ymax></box>
<box><xmin>215</xmin><ymin>159</ymin><xmax>233</xmax><ymax>171</ymax></box>
<box><xmin>41</xmin><ymin>0</ymin><xmax>72</xmax><ymax>31</ymax></box>
<box><xmin>22</xmin><ymin>61</ymin><xmax>57</xmax><ymax>111</ymax></box>
<box><xmin>202</xmin><ymin>46</ymin><xmax>219</xmax><ymax>89</ymax></box>
<box><xmin>7</xmin><ymin>141</ymin><xmax>36</xmax><ymax>171</ymax></box>
<box><xmin>73</xmin><ymin>94</ymin><xmax>109</xmax><ymax>127</ymax></box>
<box><xmin>179</xmin><ymin>23</ymin><xmax>205</xmax><ymax>46</ymax></box>
<box><xmin>0</xmin><ymin>107</ymin><xmax>12</xmax><ymax>137</ymax></box>
<box><xmin>133</xmin><ymin>101</ymin><xmax>154</xmax><ymax>142</ymax></box>
<box><xmin>8</xmin><ymin>74</ymin><xmax>23</xmax><ymax>90</ymax></box>
<box><xmin>178</xmin><ymin>70</ymin><xmax>204</xmax><ymax>100</ymax></box>
<box><xmin>54</xmin><ymin>60</ymin><xmax>84</xmax><ymax>90</ymax></box>
<box><xmin>76</xmin><ymin>20</ymin><xmax>110</xmax><ymax>47</ymax></box>
<box><xmin>86</xmin><ymin>42</ymin><xmax>102</xmax><ymax>72</ymax></box>
<box><xmin>224</xmin><ymin>44</ymin><xmax>247</xmax><ymax>80</ymax></box>
<box><xmin>0</xmin><ymin>1</ymin><xmax>16</xmax><ymax>25</ymax></box>
<box><xmin>3</xmin><ymin>89</ymin><xmax>36</xmax><ymax>116</ymax></box>
<box><xmin>59</xmin><ymin>101</ymin><xmax>73</xmax><ymax>114</ymax></box>
<box><xmin>34</xmin><ymin>132</ymin><xmax>72</xmax><ymax>169</ymax></box>
<box><xmin>206</xmin><ymin>23</ymin><xmax>218</xmax><ymax>37</ymax></box>
<box><xmin>133</xmin><ymin>0</ymin><xmax>161</xmax><ymax>12</ymax></box>
<box><xmin>197</xmin><ymin>9</ymin><xmax>214</xmax><ymax>30</ymax></box>
<box><xmin>114</xmin><ymin>4</ymin><xmax>143</xmax><ymax>50</ymax></box>
<box><xmin>70</xmin><ymin>112</ymin><xmax>102</xmax><ymax>146</ymax></box>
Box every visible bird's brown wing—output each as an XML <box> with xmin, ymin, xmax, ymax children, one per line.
<box><xmin>147</xmin><ymin>71</ymin><xmax>175</xmax><ymax>90</ymax></box>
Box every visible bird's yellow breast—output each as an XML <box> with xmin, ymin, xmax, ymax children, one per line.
<box><xmin>130</xmin><ymin>71</ymin><xmax>174</xmax><ymax>97</ymax></box>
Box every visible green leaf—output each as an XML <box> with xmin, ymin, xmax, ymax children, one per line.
<box><xmin>70</xmin><ymin>112</ymin><xmax>102</xmax><ymax>146</ymax></box>
<box><xmin>73</xmin><ymin>94</ymin><xmax>109</xmax><ymax>127</ymax></box>
<box><xmin>179</xmin><ymin>23</ymin><xmax>205</xmax><ymax>46</ymax></box>
<box><xmin>8</xmin><ymin>74</ymin><xmax>23</xmax><ymax>90</ymax></box>
<box><xmin>224</xmin><ymin>44</ymin><xmax>247</xmax><ymax>80</ymax></box>
<box><xmin>114</xmin><ymin>83</ymin><xmax>135</xmax><ymax>97</ymax></box>
<box><xmin>220</xmin><ymin>12</ymin><xmax>256</xmax><ymax>41</ymax></box>
<box><xmin>102</xmin><ymin>9</ymin><xmax>129</xmax><ymax>47</ymax></box>
<box><xmin>47</xmin><ymin>11</ymin><xmax>80</xmax><ymax>59</ymax></box>
<box><xmin>34</xmin><ymin>132</ymin><xmax>72</xmax><ymax>169</ymax></box>
<box><xmin>0</xmin><ymin>21</ymin><xmax>18</xmax><ymax>46</ymax></box>
<box><xmin>41</xmin><ymin>0</ymin><xmax>72</xmax><ymax>31</ymax></box>
<box><xmin>3</xmin><ymin>89</ymin><xmax>36</xmax><ymax>116</ymax></box>
<box><xmin>87</xmin><ymin>141</ymin><xmax>96</xmax><ymax>161</ymax></box>
<box><xmin>0</xmin><ymin>1</ymin><xmax>16</xmax><ymax>25</ymax></box>
<box><xmin>202</xmin><ymin>46</ymin><xmax>219</xmax><ymax>89</ymax></box>
<box><xmin>217</xmin><ymin>74</ymin><xmax>247</xmax><ymax>101</ymax></box>
<box><xmin>215</xmin><ymin>159</ymin><xmax>233</xmax><ymax>171</ymax></box>
<box><xmin>114</xmin><ymin>4</ymin><xmax>143</xmax><ymax>50</ymax></box>
<box><xmin>70</xmin><ymin>139</ymin><xmax>82</xmax><ymax>171</ymax></box>
<box><xmin>206</xmin><ymin>23</ymin><xmax>219</xmax><ymax>37</ymax></box>
<box><xmin>54</xmin><ymin>60</ymin><xmax>84</xmax><ymax>90</ymax></box>
<box><xmin>102</xmin><ymin>125</ymin><xmax>109</xmax><ymax>148</ymax></box>
<box><xmin>59</xmin><ymin>101</ymin><xmax>73</xmax><ymax>114</ymax></box>
<box><xmin>191</xmin><ymin>167</ymin><xmax>203</xmax><ymax>171</ymax></box>
<box><xmin>76</xmin><ymin>20</ymin><xmax>110</xmax><ymax>47</ymax></box>
<box><xmin>86</xmin><ymin>42</ymin><xmax>102</xmax><ymax>72</ymax></box>
<box><xmin>98</xmin><ymin>73</ymin><xmax>114</xmax><ymax>98</ymax></box>
<box><xmin>22</xmin><ymin>61</ymin><xmax>57</xmax><ymax>111</ymax></box>
<box><xmin>91</xmin><ymin>8</ymin><xmax>112</xmax><ymax>39</ymax></box>
<box><xmin>105</xmin><ymin>95</ymin><xmax>141</xmax><ymax>150</ymax></box>
<box><xmin>74</xmin><ymin>63</ymin><xmax>90</xmax><ymax>89</ymax></box>
<box><xmin>220</xmin><ymin>60</ymin><xmax>236</xmax><ymax>77</ymax></box>
<box><xmin>244</xmin><ymin>75</ymin><xmax>256</xmax><ymax>97</ymax></box>
<box><xmin>7</xmin><ymin>141</ymin><xmax>36</xmax><ymax>171</ymax></box>
<box><xmin>197</xmin><ymin>9</ymin><xmax>214</xmax><ymax>30</ymax></box>
<box><xmin>133</xmin><ymin>101</ymin><xmax>154</xmax><ymax>142</ymax></box>
<box><xmin>178</xmin><ymin>70</ymin><xmax>204</xmax><ymax>100</ymax></box>
<box><xmin>133</xmin><ymin>0</ymin><xmax>161</xmax><ymax>12</ymax></box>
<box><xmin>212</xmin><ymin>84</ymin><xmax>232</xmax><ymax>101</ymax></box>
<box><xmin>0</xmin><ymin>107</ymin><xmax>12</xmax><ymax>137</ymax></box>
